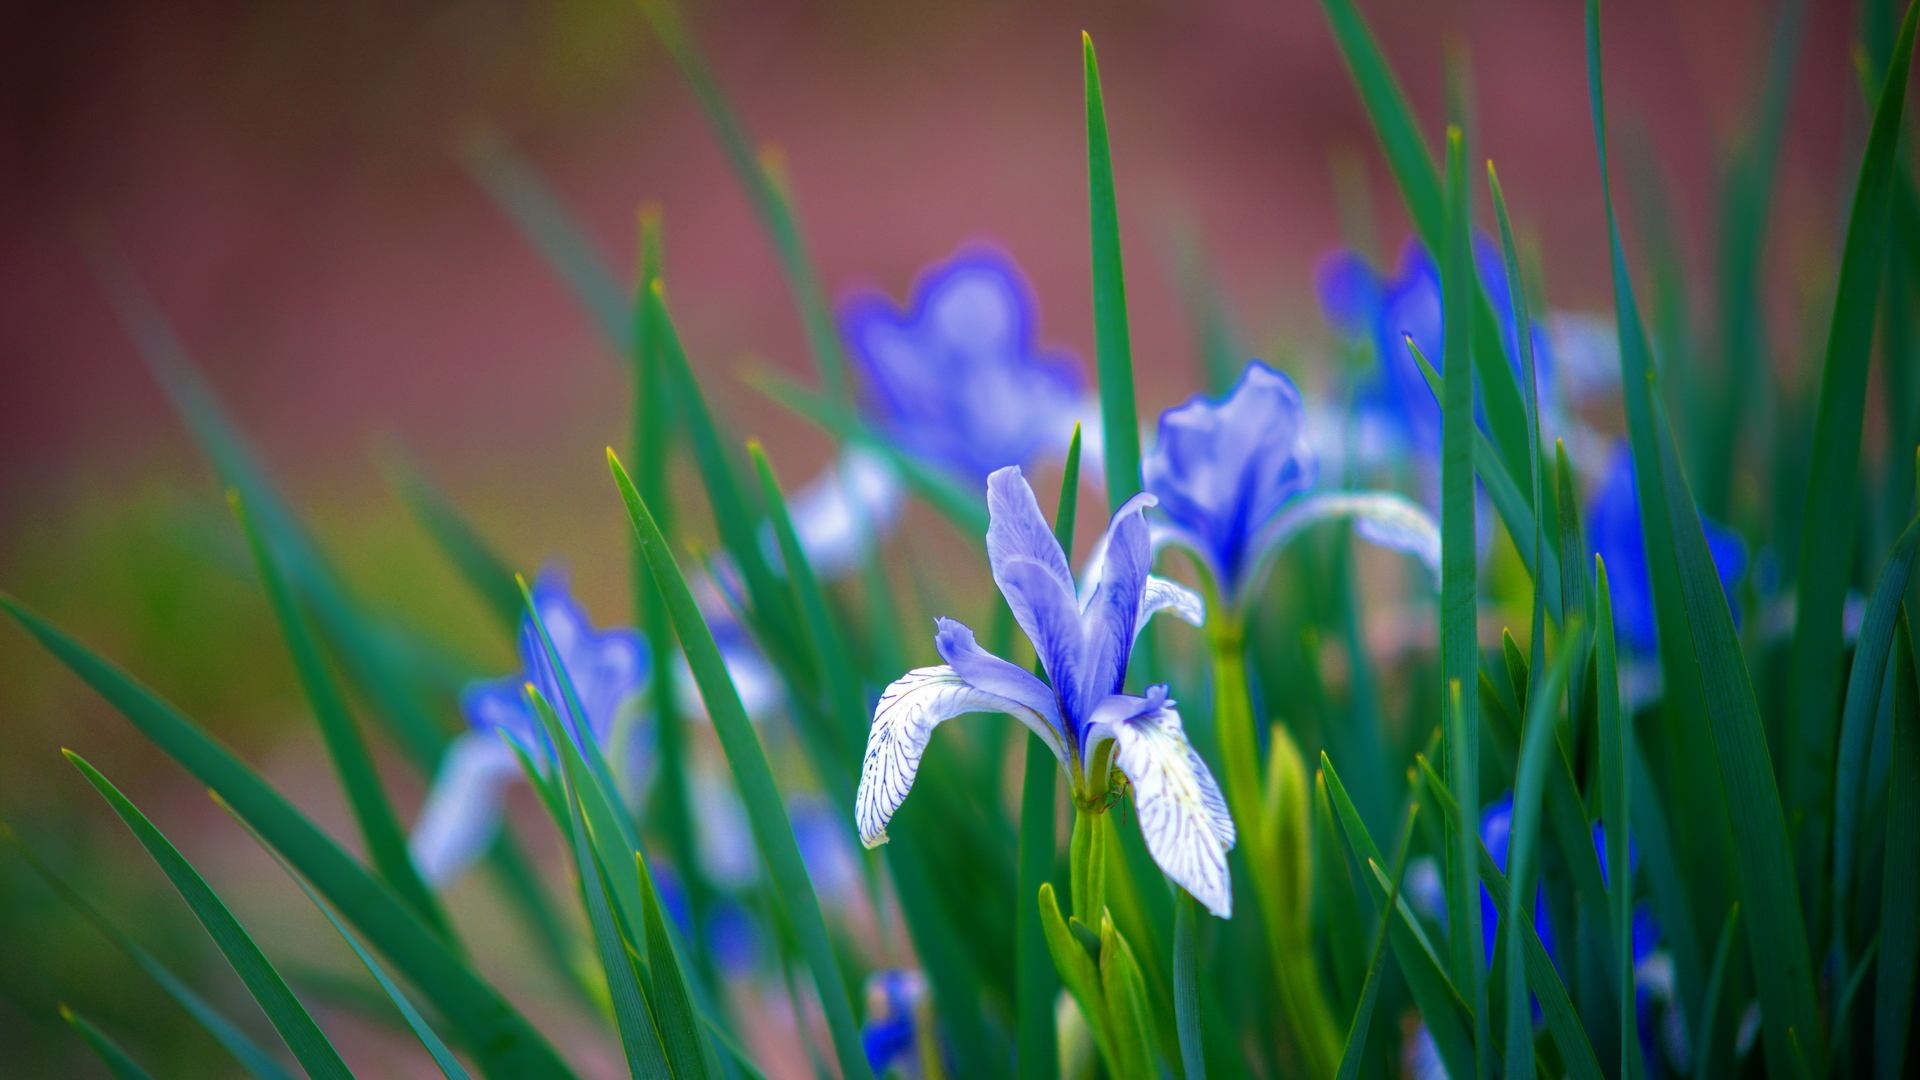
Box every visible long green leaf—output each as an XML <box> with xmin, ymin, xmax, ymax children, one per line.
<box><xmin>609</xmin><ymin>450</ymin><xmax>872</xmax><ymax>1080</ymax></box>
<box><xmin>231</xmin><ymin>492</ymin><xmax>450</xmax><ymax>941</ymax></box>
<box><xmin>60</xmin><ymin>1005</ymin><xmax>157</xmax><ymax>1080</ymax></box>
<box><xmin>66</xmin><ymin>751</ymin><xmax>352</xmax><ymax>1080</ymax></box>
<box><xmin>230</xmin><ymin>808</ymin><xmax>474</xmax><ymax>1080</ymax></box>
<box><xmin>635</xmin><ymin>0</ymin><xmax>849</xmax><ymax>401</ymax></box>
<box><xmin>0</xmin><ymin>596</ymin><xmax>574</xmax><ymax>1078</ymax></box>
<box><xmin>1693</xmin><ymin>902</ymin><xmax>1743</xmax><ymax>1080</ymax></box>
<box><xmin>1878</xmin><ymin>613</ymin><xmax>1920</xmax><ymax>1080</ymax></box>
<box><xmin>1082</xmin><ymin>33</ymin><xmax>1144</xmax><ymax>509</ymax></box>
<box><xmin>637</xmin><ymin>852</ymin><xmax>719</xmax><ymax>1080</ymax></box>
<box><xmin>1593</xmin><ymin>558</ymin><xmax>1639</xmax><ymax>1079</ymax></box>
<box><xmin>1334</xmin><ymin>801</ymin><xmax>1419</xmax><ymax>1080</ymax></box>
<box><xmin>1437</xmin><ymin>128</ymin><xmax>1486</xmax><ymax>1080</ymax></box>
<box><xmin>1785</xmin><ymin>0</ymin><xmax>1919</xmax><ymax>922</ymax></box>
<box><xmin>3</xmin><ymin>825</ymin><xmax>296</xmax><ymax>1080</ymax></box>
<box><xmin>1585</xmin><ymin>2</ymin><xmax>1823</xmax><ymax>1070</ymax></box>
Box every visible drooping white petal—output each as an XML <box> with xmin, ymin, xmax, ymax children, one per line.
<box><xmin>409</xmin><ymin>732</ymin><xmax>525</xmax><ymax>888</ymax></box>
<box><xmin>1242</xmin><ymin>490</ymin><xmax>1441</xmax><ymax>601</ymax></box>
<box><xmin>1099</xmin><ymin>692</ymin><xmax>1235</xmax><ymax>917</ymax></box>
<box><xmin>855</xmin><ymin>665</ymin><xmax>1066</xmax><ymax>848</ymax></box>
<box><xmin>1136</xmin><ymin>575</ymin><xmax>1205</xmax><ymax>641</ymax></box>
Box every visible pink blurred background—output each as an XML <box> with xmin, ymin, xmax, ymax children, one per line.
<box><xmin>0</xmin><ymin>0</ymin><xmax>1873</xmax><ymax>1072</ymax></box>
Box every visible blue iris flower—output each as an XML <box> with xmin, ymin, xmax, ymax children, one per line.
<box><xmin>1144</xmin><ymin>360</ymin><xmax>1440</xmax><ymax>606</ymax></box>
<box><xmin>852</xmin><ymin>466</ymin><xmax>1235</xmax><ymax>915</ymax></box>
<box><xmin>861</xmin><ymin>970</ymin><xmax>928</xmax><ymax>1075</ymax></box>
<box><xmin>1316</xmin><ymin>237</ymin><xmax>1553</xmax><ymax>453</ymax></box>
<box><xmin>839</xmin><ymin>247</ymin><xmax>1090</xmax><ymax>481</ymax></box>
<box><xmin>1588</xmin><ymin>443</ymin><xmax>1748</xmax><ymax>655</ymax></box>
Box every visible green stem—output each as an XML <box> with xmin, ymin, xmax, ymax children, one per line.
<box><xmin>1208</xmin><ymin>614</ymin><xmax>1340</xmax><ymax>1077</ymax></box>
<box><xmin>1070</xmin><ymin>805</ymin><xmax>1110</xmax><ymax>925</ymax></box>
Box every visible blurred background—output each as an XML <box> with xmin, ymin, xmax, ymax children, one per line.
<box><xmin>0</xmin><ymin>0</ymin><xmax>1871</xmax><ymax>1073</ymax></box>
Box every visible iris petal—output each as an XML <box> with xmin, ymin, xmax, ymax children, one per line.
<box><xmin>855</xmin><ymin>665</ymin><xmax>1068</xmax><ymax>847</ymax></box>
<box><xmin>1097</xmin><ymin>689</ymin><xmax>1235</xmax><ymax>917</ymax></box>
<box><xmin>409</xmin><ymin>732</ymin><xmax>525</xmax><ymax>887</ymax></box>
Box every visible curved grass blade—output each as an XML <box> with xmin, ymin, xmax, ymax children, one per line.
<box><xmin>1784</xmin><ymin>0</ymin><xmax>1919</xmax><ymax>919</ymax></box>
<box><xmin>1586</xmin><ymin>2</ymin><xmax>1823</xmax><ymax>1069</ymax></box>
<box><xmin>1593</xmin><ymin>559</ymin><xmax>1639</xmax><ymax>1080</ymax></box>
<box><xmin>1334</xmin><ymin>800</ymin><xmax>1419</xmax><ymax>1080</ymax></box>
<box><xmin>609</xmin><ymin>450</ymin><xmax>872</xmax><ymax>1080</ymax></box>
<box><xmin>3</xmin><ymin>825</ymin><xmax>296</xmax><ymax>1080</ymax></box>
<box><xmin>226</xmin><ymin>805</ymin><xmax>474</xmax><ymax>1080</ymax></box>
<box><xmin>1486</xmin><ymin>163</ymin><xmax>1546</xmax><ymax>713</ymax></box>
<box><xmin>637</xmin><ymin>852</ymin><xmax>720</xmax><ymax>1080</ymax></box>
<box><xmin>65</xmin><ymin>751</ymin><xmax>352</xmax><ymax>1079</ymax></box>
<box><xmin>230</xmin><ymin>491</ymin><xmax>451</xmax><ymax>942</ymax></box>
<box><xmin>635</xmin><ymin>0</ymin><xmax>848</xmax><ymax>401</ymax></box>
<box><xmin>1830</xmin><ymin>496</ymin><xmax>1920</xmax><ymax>955</ymax></box>
<box><xmin>1877</xmin><ymin>613</ymin><xmax>1920</xmax><ymax>1079</ymax></box>
<box><xmin>0</xmin><ymin>596</ymin><xmax>575</xmax><ymax>1078</ymax></box>
<box><xmin>61</xmin><ymin>1005</ymin><xmax>156</xmax><ymax>1080</ymax></box>
<box><xmin>1082</xmin><ymin>33</ymin><xmax>1143</xmax><ymax>507</ymax></box>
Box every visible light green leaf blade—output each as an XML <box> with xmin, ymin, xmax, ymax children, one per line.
<box><xmin>1082</xmin><ymin>33</ymin><xmax>1144</xmax><ymax>510</ymax></box>
<box><xmin>65</xmin><ymin>751</ymin><xmax>352</xmax><ymax>1080</ymax></box>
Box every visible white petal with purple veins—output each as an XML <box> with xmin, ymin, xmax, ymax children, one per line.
<box><xmin>1099</xmin><ymin>693</ymin><xmax>1235</xmax><ymax>917</ymax></box>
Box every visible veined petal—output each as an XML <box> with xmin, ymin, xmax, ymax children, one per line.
<box><xmin>986</xmin><ymin>466</ymin><xmax>1075</xmax><ymax>591</ymax></box>
<box><xmin>1136</xmin><ymin>576</ymin><xmax>1205</xmax><ymax>641</ymax></box>
<box><xmin>934</xmin><ymin>616</ymin><xmax>1066</xmax><ymax>737</ymax></box>
<box><xmin>1098</xmin><ymin>690</ymin><xmax>1235</xmax><ymax>917</ymax></box>
<box><xmin>855</xmin><ymin>665</ymin><xmax>1066</xmax><ymax>847</ymax></box>
<box><xmin>409</xmin><ymin>732</ymin><xmax>525</xmax><ymax>887</ymax></box>
<box><xmin>998</xmin><ymin>558</ymin><xmax>1084</xmax><ymax>716</ymax></box>
<box><xmin>1242</xmin><ymin>490</ymin><xmax>1441</xmax><ymax>602</ymax></box>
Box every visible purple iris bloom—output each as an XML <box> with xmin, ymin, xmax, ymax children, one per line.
<box><xmin>852</xmin><ymin>466</ymin><xmax>1235</xmax><ymax>916</ymax></box>
<box><xmin>1588</xmin><ymin>443</ymin><xmax>1747</xmax><ymax>655</ymax></box>
<box><xmin>409</xmin><ymin>569</ymin><xmax>649</xmax><ymax>886</ymax></box>
<box><xmin>1144</xmin><ymin>360</ymin><xmax>1440</xmax><ymax>605</ymax></box>
<box><xmin>861</xmin><ymin>970</ymin><xmax>928</xmax><ymax>1075</ymax></box>
<box><xmin>1316</xmin><ymin>236</ymin><xmax>1553</xmax><ymax>453</ymax></box>
<box><xmin>839</xmin><ymin>247</ymin><xmax>1088</xmax><ymax>481</ymax></box>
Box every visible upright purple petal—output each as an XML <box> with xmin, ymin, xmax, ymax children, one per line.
<box><xmin>933</xmin><ymin>617</ymin><xmax>1065</xmax><ymax>739</ymax></box>
<box><xmin>1078</xmin><ymin>493</ymin><xmax>1155</xmax><ymax>716</ymax></box>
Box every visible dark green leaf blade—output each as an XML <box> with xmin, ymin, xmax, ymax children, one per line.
<box><xmin>1877</xmin><ymin>613</ymin><xmax>1920</xmax><ymax>1079</ymax></box>
<box><xmin>60</xmin><ymin>1005</ymin><xmax>157</xmax><ymax>1080</ymax></box>
<box><xmin>1082</xmin><ymin>33</ymin><xmax>1144</xmax><ymax>508</ymax></box>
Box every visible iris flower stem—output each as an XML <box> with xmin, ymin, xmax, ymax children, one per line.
<box><xmin>1207</xmin><ymin>612</ymin><xmax>1340</xmax><ymax>1077</ymax></box>
<box><xmin>1070</xmin><ymin>793</ymin><xmax>1111</xmax><ymax>925</ymax></box>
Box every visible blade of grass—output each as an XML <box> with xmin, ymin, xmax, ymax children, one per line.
<box><xmin>637</xmin><ymin>852</ymin><xmax>722</xmax><ymax>1080</ymax></box>
<box><xmin>1313</xmin><ymin>0</ymin><xmax>1534</xmax><ymax>490</ymax></box>
<box><xmin>230</xmin><ymin>491</ymin><xmax>451</xmax><ymax>942</ymax></box>
<box><xmin>1877</xmin><ymin>613</ymin><xmax>1920</xmax><ymax>1079</ymax></box>
<box><xmin>1785</xmin><ymin>0</ymin><xmax>1919</xmax><ymax>928</ymax></box>
<box><xmin>635</xmin><ymin>0</ymin><xmax>849</xmax><ymax>401</ymax></box>
<box><xmin>60</xmin><ymin>1005</ymin><xmax>156</xmax><ymax>1080</ymax></box>
<box><xmin>1438</xmin><ymin>127</ymin><xmax>1486</xmax><ymax>1080</ymax></box>
<box><xmin>1586</xmin><ymin>2</ymin><xmax>1824</xmax><ymax>1069</ymax></box>
<box><xmin>1334</xmin><ymin>800</ymin><xmax>1420</xmax><ymax>1080</ymax></box>
<box><xmin>610</xmin><ymin>450</ymin><xmax>872</xmax><ymax>1080</ymax></box>
<box><xmin>226</xmin><ymin>804</ymin><xmax>474</xmax><ymax>1080</ymax></box>
<box><xmin>65</xmin><ymin>751</ymin><xmax>352</xmax><ymax>1080</ymax></box>
<box><xmin>3</xmin><ymin>825</ymin><xmax>297</xmax><ymax>1080</ymax></box>
<box><xmin>1830</xmin><ymin>495</ymin><xmax>1920</xmax><ymax>957</ymax></box>
<box><xmin>1082</xmin><ymin>33</ymin><xmax>1144</xmax><ymax>508</ymax></box>
<box><xmin>1593</xmin><ymin>558</ymin><xmax>1639</xmax><ymax>1080</ymax></box>
<box><xmin>0</xmin><ymin>596</ymin><xmax>575</xmax><ymax>1078</ymax></box>
<box><xmin>1487</xmin><ymin>164</ymin><xmax>1546</xmax><ymax>714</ymax></box>
<box><xmin>1693</xmin><ymin>902</ymin><xmax>1743</xmax><ymax>1080</ymax></box>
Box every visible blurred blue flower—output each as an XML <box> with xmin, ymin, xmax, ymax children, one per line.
<box><xmin>1588</xmin><ymin>443</ymin><xmax>1748</xmax><ymax>655</ymax></box>
<box><xmin>1316</xmin><ymin>236</ymin><xmax>1552</xmax><ymax>454</ymax></box>
<box><xmin>410</xmin><ymin>569</ymin><xmax>648</xmax><ymax>886</ymax></box>
<box><xmin>853</xmin><ymin>466</ymin><xmax>1234</xmax><ymax>915</ymax></box>
<box><xmin>1144</xmin><ymin>360</ymin><xmax>1440</xmax><ymax>604</ymax></box>
<box><xmin>862</xmin><ymin>970</ymin><xmax>929</xmax><ymax>1076</ymax></box>
<box><xmin>840</xmin><ymin>247</ymin><xmax>1090</xmax><ymax>481</ymax></box>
